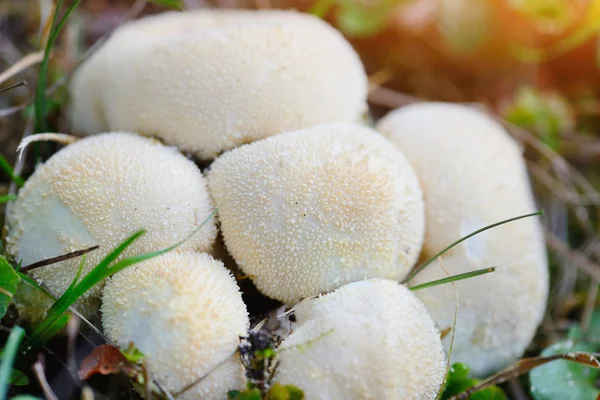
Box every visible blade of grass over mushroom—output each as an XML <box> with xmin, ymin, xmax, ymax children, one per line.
<box><xmin>21</xmin><ymin>210</ymin><xmax>217</xmax><ymax>354</ymax></box>
<box><xmin>0</xmin><ymin>153</ymin><xmax>24</xmax><ymax>187</ymax></box>
<box><xmin>0</xmin><ymin>326</ymin><xmax>25</xmax><ymax>400</ymax></box>
<box><xmin>0</xmin><ymin>256</ymin><xmax>21</xmax><ymax>319</ymax></box>
<box><xmin>448</xmin><ymin>352</ymin><xmax>600</xmax><ymax>400</ymax></box>
<box><xmin>35</xmin><ymin>0</ymin><xmax>82</xmax><ymax>133</ymax></box>
<box><xmin>403</xmin><ymin>211</ymin><xmax>543</xmax><ymax>282</ymax></box>
<box><xmin>409</xmin><ymin>267</ymin><xmax>496</xmax><ymax>291</ymax></box>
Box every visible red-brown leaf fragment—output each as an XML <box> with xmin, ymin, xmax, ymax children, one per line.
<box><xmin>78</xmin><ymin>344</ymin><xmax>127</xmax><ymax>380</ymax></box>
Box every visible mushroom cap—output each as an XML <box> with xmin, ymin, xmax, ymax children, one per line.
<box><xmin>207</xmin><ymin>122</ymin><xmax>425</xmax><ymax>304</ymax></box>
<box><xmin>69</xmin><ymin>9</ymin><xmax>368</xmax><ymax>160</ymax></box>
<box><xmin>102</xmin><ymin>251</ymin><xmax>248</xmax><ymax>399</ymax></box>
<box><xmin>274</xmin><ymin>278</ymin><xmax>446</xmax><ymax>400</ymax></box>
<box><xmin>6</xmin><ymin>133</ymin><xmax>216</xmax><ymax>321</ymax></box>
<box><xmin>377</xmin><ymin>102</ymin><xmax>549</xmax><ymax>376</ymax></box>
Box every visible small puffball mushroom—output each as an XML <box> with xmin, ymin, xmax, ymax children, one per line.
<box><xmin>377</xmin><ymin>102</ymin><xmax>549</xmax><ymax>376</ymax></box>
<box><xmin>69</xmin><ymin>9</ymin><xmax>368</xmax><ymax>160</ymax></box>
<box><xmin>102</xmin><ymin>252</ymin><xmax>249</xmax><ymax>399</ymax></box>
<box><xmin>274</xmin><ymin>279</ymin><xmax>446</xmax><ymax>400</ymax></box>
<box><xmin>208</xmin><ymin>123</ymin><xmax>425</xmax><ymax>304</ymax></box>
<box><xmin>6</xmin><ymin>133</ymin><xmax>216</xmax><ymax>321</ymax></box>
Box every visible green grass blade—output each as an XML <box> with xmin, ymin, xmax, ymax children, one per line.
<box><xmin>149</xmin><ymin>0</ymin><xmax>184</xmax><ymax>9</ymax></box>
<box><xmin>409</xmin><ymin>267</ymin><xmax>496</xmax><ymax>291</ymax></box>
<box><xmin>35</xmin><ymin>0</ymin><xmax>81</xmax><ymax>133</ymax></box>
<box><xmin>35</xmin><ymin>0</ymin><xmax>63</xmax><ymax>133</ymax></box>
<box><xmin>403</xmin><ymin>211</ymin><xmax>543</xmax><ymax>283</ymax></box>
<box><xmin>48</xmin><ymin>0</ymin><xmax>82</xmax><ymax>47</ymax></box>
<box><xmin>0</xmin><ymin>256</ymin><xmax>21</xmax><ymax>319</ymax></box>
<box><xmin>0</xmin><ymin>326</ymin><xmax>25</xmax><ymax>399</ymax></box>
<box><xmin>0</xmin><ymin>153</ymin><xmax>24</xmax><ymax>187</ymax></box>
<box><xmin>22</xmin><ymin>313</ymin><xmax>70</xmax><ymax>358</ymax></box>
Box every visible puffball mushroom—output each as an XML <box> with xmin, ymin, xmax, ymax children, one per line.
<box><xmin>377</xmin><ymin>102</ymin><xmax>549</xmax><ymax>376</ymax></box>
<box><xmin>101</xmin><ymin>252</ymin><xmax>249</xmax><ymax>400</ymax></box>
<box><xmin>208</xmin><ymin>122</ymin><xmax>425</xmax><ymax>304</ymax></box>
<box><xmin>69</xmin><ymin>9</ymin><xmax>368</xmax><ymax>160</ymax></box>
<box><xmin>274</xmin><ymin>278</ymin><xmax>446</xmax><ymax>400</ymax></box>
<box><xmin>6</xmin><ymin>132</ymin><xmax>216</xmax><ymax>321</ymax></box>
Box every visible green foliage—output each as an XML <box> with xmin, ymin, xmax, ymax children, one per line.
<box><xmin>228</xmin><ymin>386</ymin><xmax>262</xmax><ymax>400</ymax></box>
<box><xmin>228</xmin><ymin>383</ymin><xmax>304</xmax><ymax>400</ymax></box>
<box><xmin>529</xmin><ymin>340</ymin><xmax>599</xmax><ymax>400</ymax></box>
<box><xmin>0</xmin><ymin>327</ymin><xmax>26</xmax><ymax>400</ymax></box>
<box><xmin>0</xmin><ymin>153</ymin><xmax>24</xmax><ymax>187</ymax></box>
<box><xmin>149</xmin><ymin>0</ymin><xmax>184</xmax><ymax>9</ymax></box>
<box><xmin>121</xmin><ymin>344</ymin><xmax>145</xmax><ymax>364</ymax></box>
<box><xmin>8</xmin><ymin>369</ymin><xmax>28</xmax><ymax>386</ymax></box>
<box><xmin>0</xmin><ymin>195</ymin><xmax>17</xmax><ymax>204</ymax></box>
<box><xmin>530</xmin><ymin>310</ymin><xmax>600</xmax><ymax>399</ymax></box>
<box><xmin>503</xmin><ymin>87</ymin><xmax>572</xmax><ymax>152</ymax></box>
<box><xmin>441</xmin><ymin>363</ymin><xmax>507</xmax><ymax>400</ymax></box>
<box><xmin>310</xmin><ymin>0</ymin><xmax>413</xmax><ymax>37</ymax></box>
<box><xmin>0</xmin><ymin>256</ymin><xmax>21</xmax><ymax>319</ymax></box>
<box><xmin>265</xmin><ymin>384</ymin><xmax>304</xmax><ymax>400</ymax></box>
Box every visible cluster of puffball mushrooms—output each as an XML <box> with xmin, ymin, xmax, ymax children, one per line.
<box><xmin>5</xmin><ymin>9</ymin><xmax>548</xmax><ymax>400</ymax></box>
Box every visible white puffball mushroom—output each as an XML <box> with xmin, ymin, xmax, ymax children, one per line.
<box><xmin>69</xmin><ymin>9</ymin><xmax>368</xmax><ymax>160</ymax></box>
<box><xmin>208</xmin><ymin>123</ymin><xmax>425</xmax><ymax>304</ymax></box>
<box><xmin>6</xmin><ymin>133</ymin><xmax>216</xmax><ymax>321</ymax></box>
<box><xmin>377</xmin><ymin>102</ymin><xmax>549</xmax><ymax>376</ymax></box>
<box><xmin>274</xmin><ymin>279</ymin><xmax>446</xmax><ymax>400</ymax></box>
<box><xmin>101</xmin><ymin>252</ymin><xmax>249</xmax><ymax>400</ymax></box>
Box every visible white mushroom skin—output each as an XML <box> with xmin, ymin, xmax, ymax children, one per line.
<box><xmin>102</xmin><ymin>252</ymin><xmax>248</xmax><ymax>400</ymax></box>
<box><xmin>69</xmin><ymin>9</ymin><xmax>368</xmax><ymax>160</ymax></box>
<box><xmin>6</xmin><ymin>133</ymin><xmax>216</xmax><ymax>321</ymax></box>
<box><xmin>377</xmin><ymin>102</ymin><xmax>549</xmax><ymax>376</ymax></box>
<box><xmin>274</xmin><ymin>279</ymin><xmax>446</xmax><ymax>400</ymax></box>
<box><xmin>208</xmin><ymin>123</ymin><xmax>425</xmax><ymax>304</ymax></box>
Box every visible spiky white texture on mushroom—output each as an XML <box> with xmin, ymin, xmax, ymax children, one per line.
<box><xmin>6</xmin><ymin>132</ymin><xmax>216</xmax><ymax>320</ymax></box>
<box><xmin>102</xmin><ymin>252</ymin><xmax>248</xmax><ymax>399</ymax></box>
<box><xmin>207</xmin><ymin>122</ymin><xmax>424</xmax><ymax>304</ymax></box>
<box><xmin>68</xmin><ymin>9</ymin><xmax>368</xmax><ymax>160</ymax></box>
<box><xmin>377</xmin><ymin>102</ymin><xmax>549</xmax><ymax>376</ymax></box>
<box><xmin>274</xmin><ymin>278</ymin><xmax>445</xmax><ymax>400</ymax></box>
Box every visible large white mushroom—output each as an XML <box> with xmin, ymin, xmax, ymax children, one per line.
<box><xmin>6</xmin><ymin>132</ymin><xmax>216</xmax><ymax>321</ymax></box>
<box><xmin>274</xmin><ymin>278</ymin><xmax>446</xmax><ymax>399</ymax></box>
<box><xmin>69</xmin><ymin>9</ymin><xmax>368</xmax><ymax>160</ymax></box>
<box><xmin>377</xmin><ymin>102</ymin><xmax>549</xmax><ymax>376</ymax></box>
<box><xmin>208</xmin><ymin>122</ymin><xmax>425</xmax><ymax>304</ymax></box>
<box><xmin>101</xmin><ymin>251</ymin><xmax>249</xmax><ymax>400</ymax></box>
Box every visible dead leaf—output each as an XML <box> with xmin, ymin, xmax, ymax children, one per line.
<box><xmin>78</xmin><ymin>344</ymin><xmax>127</xmax><ymax>380</ymax></box>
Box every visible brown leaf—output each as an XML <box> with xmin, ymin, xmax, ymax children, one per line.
<box><xmin>449</xmin><ymin>351</ymin><xmax>600</xmax><ymax>400</ymax></box>
<box><xmin>78</xmin><ymin>344</ymin><xmax>127</xmax><ymax>380</ymax></box>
